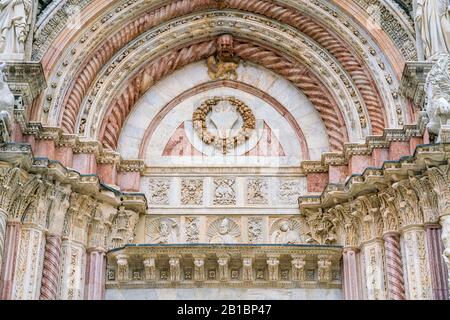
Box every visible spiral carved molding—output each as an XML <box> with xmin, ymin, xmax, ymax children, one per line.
<box><xmin>58</xmin><ymin>0</ymin><xmax>386</xmax><ymax>137</ymax></box>
<box><xmin>39</xmin><ymin>235</ymin><xmax>62</xmax><ymax>300</ymax></box>
<box><xmin>383</xmin><ymin>233</ymin><xmax>406</xmax><ymax>300</ymax></box>
<box><xmin>99</xmin><ymin>39</ymin><xmax>347</xmax><ymax>151</ymax></box>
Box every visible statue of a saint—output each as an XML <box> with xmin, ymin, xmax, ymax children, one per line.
<box><xmin>0</xmin><ymin>0</ymin><xmax>32</xmax><ymax>55</ymax></box>
<box><xmin>415</xmin><ymin>0</ymin><xmax>450</xmax><ymax>60</ymax></box>
<box><xmin>149</xmin><ymin>218</ymin><xmax>178</xmax><ymax>244</ymax></box>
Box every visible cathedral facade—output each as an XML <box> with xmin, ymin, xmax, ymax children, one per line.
<box><xmin>0</xmin><ymin>0</ymin><xmax>449</xmax><ymax>300</ymax></box>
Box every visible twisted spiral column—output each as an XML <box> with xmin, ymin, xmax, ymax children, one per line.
<box><xmin>39</xmin><ymin>234</ymin><xmax>62</xmax><ymax>300</ymax></box>
<box><xmin>383</xmin><ymin>232</ymin><xmax>406</xmax><ymax>300</ymax></box>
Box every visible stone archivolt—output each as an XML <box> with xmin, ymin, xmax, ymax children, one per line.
<box><xmin>0</xmin><ymin>0</ymin><xmax>449</xmax><ymax>301</ymax></box>
<box><xmin>32</xmin><ymin>3</ymin><xmax>400</xmax><ymax>151</ymax></box>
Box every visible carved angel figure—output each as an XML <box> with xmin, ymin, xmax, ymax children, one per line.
<box><xmin>270</xmin><ymin>219</ymin><xmax>302</xmax><ymax>244</ymax></box>
<box><xmin>0</xmin><ymin>0</ymin><xmax>31</xmax><ymax>55</ymax></box>
<box><xmin>415</xmin><ymin>0</ymin><xmax>450</xmax><ymax>59</ymax></box>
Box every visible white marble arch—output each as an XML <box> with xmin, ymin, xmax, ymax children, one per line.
<box><xmin>118</xmin><ymin>61</ymin><xmax>330</xmax><ymax>165</ymax></box>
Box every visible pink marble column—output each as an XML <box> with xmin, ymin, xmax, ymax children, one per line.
<box><xmin>383</xmin><ymin>232</ymin><xmax>406</xmax><ymax>300</ymax></box>
<box><xmin>425</xmin><ymin>224</ymin><xmax>449</xmax><ymax>300</ymax></box>
<box><xmin>39</xmin><ymin>234</ymin><xmax>62</xmax><ymax>300</ymax></box>
<box><xmin>0</xmin><ymin>221</ymin><xmax>21</xmax><ymax>300</ymax></box>
<box><xmin>342</xmin><ymin>247</ymin><xmax>361</xmax><ymax>300</ymax></box>
<box><xmin>85</xmin><ymin>249</ymin><xmax>106</xmax><ymax>300</ymax></box>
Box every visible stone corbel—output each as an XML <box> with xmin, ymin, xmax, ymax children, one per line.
<box><xmin>116</xmin><ymin>254</ymin><xmax>129</xmax><ymax>282</ymax></box>
<box><xmin>169</xmin><ymin>255</ymin><xmax>181</xmax><ymax>283</ymax></box>
<box><xmin>242</xmin><ymin>256</ymin><xmax>253</xmax><ymax>282</ymax></box>
<box><xmin>317</xmin><ymin>254</ymin><xmax>333</xmax><ymax>283</ymax></box>
<box><xmin>193</xmin><ymin>254</ymin><xmax>206</xmax><ymax>282</ymax></box>
<box><xmin>266</xmin><ymin>255</ymin><xmax>280</xmax><ymax>282</ymax></box>
<box><xmin>217</xmin><ymin>255</ymin><xmax>230</xmax><ymax>282</ymax></box>
<box><xmin>143</xmin><ymin>255</ymin><xmax>156</xmax><ymax>282</ymax></box>
<box><xmin>291</xmin><ymin>254</ymin><xmax>306</xmax><ymax>282</ymax></box>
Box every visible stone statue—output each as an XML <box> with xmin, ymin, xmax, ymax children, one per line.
<box><xmin>217</xmin><ymin>256</ymin><xmax>229</xmax><ymax>281</ymax></box>
<box><xmin>194</xmin><ymin>257</ymin><xmax>205</xmax><ymax>281</ymax></box>
<box><xmin>0</xmin><ymin>0</ymin><xmax>32</xmax><ymax>55</ymax></box>
<box><xmin>270</xmin><ymin>219</ymin><xmax>302</xmax><ymax>244</ymax></box>
<box><xmin>425</xmin><ymin>54</ymin><xmax>450</xmax><ymax>139</ymax></box>
<box><xmin>415</xmin><ymin>0</ymin><xmax>450</xmax><ymax>60</ymax></box>
<box><xmin>242</xmin><ymin>257</ymin><xmax>253</xmax><ymax>281</ymax></box>
<box><xmin>169</xmin><ymin>257</ymin><xmax>181</xmax><ymax>282</ymax></box>
<box><xmin>0</xmin><ymin>62</ymin><xmax>14</xmax><ymax>143</ymax></box>
<box><xmin>207</xmin><ymin>34</ymin><xmax>239</xmax><ymax>80</ymax></box>
<box><xmin>291</xmin><ymin>257</ymin><xmax>306</xmax><ymax>281</ymax></box>
<box><xmin>267</xmin><ymin>257</ymin><xmax>279</xmax><ymax>281</ymax></box>
<box><xmin>208</xmin><ymin>218</ymin><xmax>240</xmax><ymax>244</ymax></box>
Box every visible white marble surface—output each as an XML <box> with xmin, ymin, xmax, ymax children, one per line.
<box><xmin>118</xmin><ymin>61</ymin><xmax>330</xmax><ymax>163</ymax></box>
<box><xmin>105</xmin><ymin>287</ymin><xmax>342</xmax><ymax>300</ymax></box>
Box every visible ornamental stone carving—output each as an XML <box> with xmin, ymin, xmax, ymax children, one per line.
<box><xmin>247</xmin><ymin>179</ymin><xmax>268</xmax><ymax>205</ymax></box>
<box><xmin>148</xmin><ymin>178</ymin><xmax>170</xmax><ymax>205</ymax></box>
<box><xmin>169</xmin><ymin>256</ymin><xmax>181</xmax><ymax>282</ymax></box>
<box><xmin>181</xmin><ymin>178</ymin><xmax>203</xmax><ymax>205</ymax></box>
<box><xmin>291</xmin><ymin>255</ymin><xmax>306</xmax><ymax>282</ymax></box>
<box><xmin>270</xmin><ymin>219</ymin><xmax>303</xmax><ymax>244</ymax></box>
<box><xmin>147</xmin><ymin>217</ymin><xmax>179</xmax><ymax>244</ymax></box>
<box><xmin>108</xmin><ymin>206</ymin><xmax>138</xmax><ymax>249</ymax></box>
<box><xmin>242</xmin><ymin>257</ymin><xmax>253</xmax><ymax>281</ymax></box>
<box><xmin>0</xmin><ymin>63</ymin><xmax>14</xmax><ymax>143</ymax></box>
<box><xmin>206</xmin><ymin>34</ymin><xmax>239</xmax><ymax>80</ymax></box>
<box><xmin>213</xmin><ymin>178</ymin><xmax>236</xmax><ymax>205</ymax></box>
<box><xmin>193</xmin><ymin>97</ymin><xmax>255</xmax><ymax>154</ymax></box>
<box><xmin>207</xmin><ymin>217</ymin><xmax>240</xmax><ymax>244</ymax></box>
<box><xmin>317</xmin><ymin>255</ymin><xmax>333</xmax><ymax>283</ymax></box>
<box><xmin>267</xmin><ymin>256</ymin><xmax>279</xmax><ymax>282</ymax></box>
<box><xmin>193</xmin><ymin>255</ymin><xmax>205</xmax><ymax>282</ymax></box>
<box><xmin>217</xmin><ymin>255</ymin><xmax>229</xmax><ymax>282</ymax></box>
<box><xmin>415</xmin><ymin>0</ymin><xmax>450</xmax><ymax>60</ymax></box>
<box><xmin>425</xmin><ymin>54</ymin><xmax>450</xmax><ymax>140</ymax></box>
<box><xmin>248</xmin><ymin>217</ymin><xmax>263</xmax><ymax>244</ymax></box>
<box><xmin>440</xmin><ymin>215</ymin><xmax>450</xmax><ymax>286</ymax></box>
<box><xmin>278</xmin><ymin>180</ymin><xmax>303</xmax><ymax>205</ymax></box>
<box><xmin>185</xmin><ymin>217</ymin><xmax>200</xmax><ymax>243</ymax></box>
<box><xmin>143</xmin><ymin>256</ymin><xmax>156</xmax><ymax>282</ymax></box>
<box><xmin>0</xmin><ymin>0</ymin><xmax>32</xmax><ymax>56</ymax></box>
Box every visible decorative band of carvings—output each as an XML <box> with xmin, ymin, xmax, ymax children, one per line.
<box><xmin>99</xmin><ymin>38</ymin><xmax>347</xmax><ymax>152</ymax></box>
<box><xmin>39</xmin><ymin>235</ymin><xmax>62</xmax><ymax>300</ymax></box>
<box><xmin>57</xmin><ymin>0</ymin><xmax>385</xmax><ymax>140</ymax></box>
<box><xmin>383</xmin><ymin>234</ymin><xmax>406</xmax><ymax>300</ymax></box>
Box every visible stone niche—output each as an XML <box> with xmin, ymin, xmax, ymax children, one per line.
<box><xmin>105</xmin><ymin>245</ymin><xmax>342</xmax><ymax>300</ymax></box>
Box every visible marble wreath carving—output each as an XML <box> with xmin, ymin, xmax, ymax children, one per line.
<box><xmin>192</xmin><ymin>96</ymin><xmax>256</xmax><ymax>154</ymax></box>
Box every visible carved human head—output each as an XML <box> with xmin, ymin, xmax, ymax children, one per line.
<box><xmin>219</xmin><ymin>218</ymin><xmax>231</xmax><ymax>235</ymax></box>
<box><xmin>280</xmin><ymin>220</ymin><xmax>290</xmax><ymax>232</ymax></box>
<box><xmin>217</xmin><ymin>34</ymin><xmax>234</xmax><ymax>60</ymax></box>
